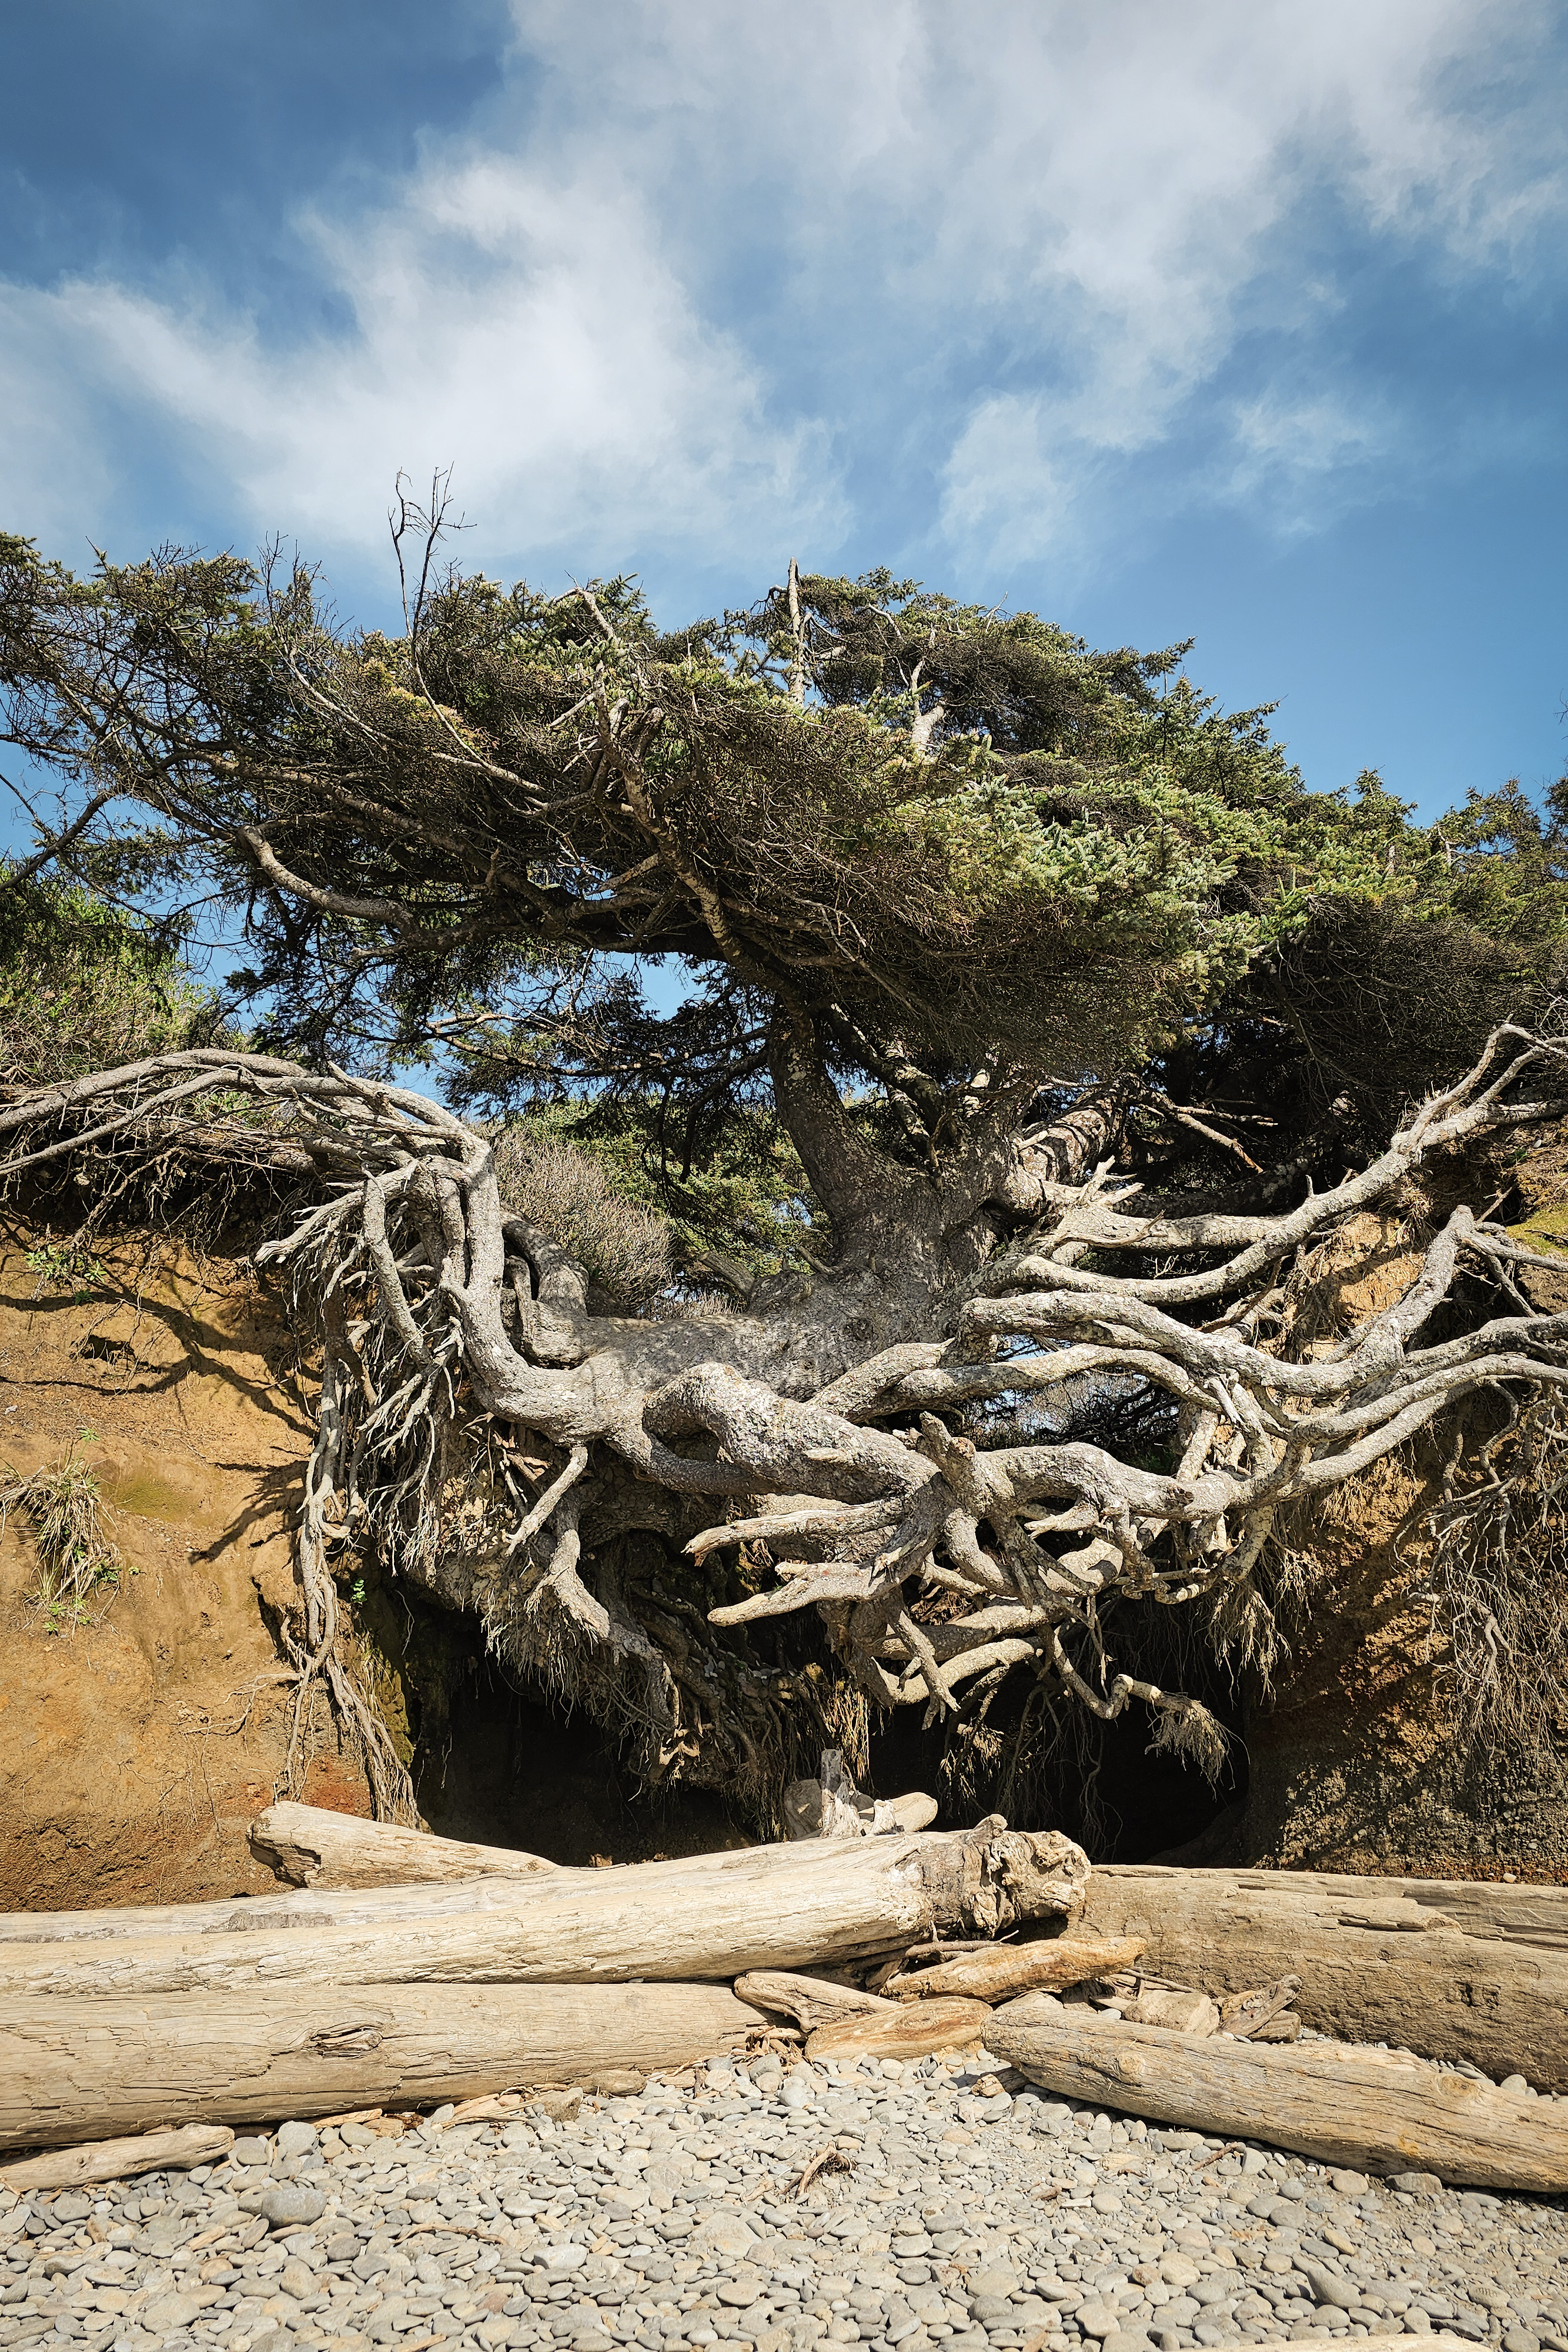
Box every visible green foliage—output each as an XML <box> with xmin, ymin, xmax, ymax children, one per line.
<box><xmin>511</xmin><ymin>1097</ymin><xmax>825</xmax><ymax>1285</ymax></box>
<box><xmin>0</xmin><ymin>869</ymin><xmax>221</xmax><ymax>1087</ymax></box>
<box><xmin>2</xmin><ymin>526</ymin><xmax>1564</xmax><ymax>1180</ymax></box>
<box><xmin>25</xmin><ymin>1239</ymin><xmax>107</xmax><ymax>1301</ymax></box>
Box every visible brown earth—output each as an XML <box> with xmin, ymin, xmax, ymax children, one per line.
<box><xmin>1182</xmin><ymin>1143</ymin><xmax>1568</xmax><ymax>1882</ymax></box>
<box><xmin>0</xmin><ymin>1214</ymin><xmax>750</xmax><ymax>1911</ymax></box>
<box><xmin>0</xmin><ymin>1215</ymin><xmax>356</xmax><ymax>1910</ymax></box>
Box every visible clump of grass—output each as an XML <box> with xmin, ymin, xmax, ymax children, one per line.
<box><xmin>1</xmin><ymin>1434</ymin><xmax>122</xmax><ymax>1633</ymax></box>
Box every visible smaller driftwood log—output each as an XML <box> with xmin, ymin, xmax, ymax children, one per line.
<box><xmin>734</xmin><ymin>1968</ymin><xmax>990</xmax><ymax>2058</ymax></box>
<box><xmin>987</xmin><ymin>1999</ymin><xmax>1568</xmax><ymax>2191</ymax></box>
<box><xmin>0</xmin><ymin>2126</ymin><xmax>235</xmax><ymax>2190</ymax></box>
<box><xmin>884</xmin><ymin>1933</ymin><xmax>1146</xmax><ymax>2001</ymax></box>
<box><xmin>249</xmin><ymin>1804</ymin><xmax>559</xmax><ymax>1890</ymax></box>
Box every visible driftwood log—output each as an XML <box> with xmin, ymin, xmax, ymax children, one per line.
<box><xmin>733</xmin><ymin>1971</ymin><xmax>887</xmax><ymax>2032</ymax></box>
<box><xmin>884</xmin><ymin>1933</ymin><xmax>1146</xmax><ymax>2001</ymax></box>
<box><xmin>805</xmin><ymin>2001</ymin><xmax>991</xmax><ymax>2059</ymax></box>
<box><xmin>0</xmin><ymin>1826</ymin><xmax>1089</xmax><ymax>1998</ymax></box>
<box><xmin>987</xmin><ymin>1997</ymin><xmax>1568</xmax><ymax>2191</ymax></box>
<box><xmin>0</xmin><ymin>1819</ymin><xmax>1080</xmax><ymax>1950</ymax></box>
<box><xmin>734</xmin><ymin>1968</ymin><xmax>991</xmax><ymax>2059</ymax></box>
<box><xmin>249</xmin><ymin>1804</ymin><xmax>559</xmax><ymax>1889</ymax></box>
<box><xmin>1077</xmin><ymin>1866</ymin><xmax>1568</xmax><ymax>2090</ymax></box>
<box><xmin>1</xmin><ymin>1984</ymin><xmax>765</xmax><ymax>2151</ymax></box>
<box><xmin>0</xmin><ymin>2126</ymin><xmax>236</xmax><ymax>2191</ymax></box>
<box><xmin>253</xmin><ymin>1793</ymin><xmax>937</xmax><ymax>1880</ymax></box>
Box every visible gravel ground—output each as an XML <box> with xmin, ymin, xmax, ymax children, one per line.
<box><xmin>3</xmin><ymin>2047</ymin><xmax>1562</xmax><ymax>2352</ymax></box>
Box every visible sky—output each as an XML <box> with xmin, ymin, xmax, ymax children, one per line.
<box><xmin>3</xmin><ymin>0</ymin><xmax>1567</xmax><ymax>821</ymax></box>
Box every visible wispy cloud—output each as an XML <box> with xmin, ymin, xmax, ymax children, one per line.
<box><xmin>1</xmin><ymin>0</ymin><xmax>1564</xmax><ymax>592</ymax></box>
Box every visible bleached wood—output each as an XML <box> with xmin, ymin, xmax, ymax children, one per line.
<box><xmin>0</xmin><ymin>1984</ymin><xmax>763</xmax><ymax>2150</ymax></box>
<box><xmin>0</xmin><ymin>1822</ymin><xmax>1082</xmax><ymax>1948</ymax></box>
<box><xmin>249</xmin><ymin>1803</ymin><xmax>559</xmax><ymax>1889</ymax></box>
<box><xmin>988</xmin><ymin>2000</ymin><xmax>1568</xmax><ymax>2192</ymax></box>
<box><xmin>733</xmin><ymin>1971</ymin><xmax>888</xmax><ymax>2032</ymax></box>
<box><xmin>0</xmin><ymin>2126</ymin><xmax>234</xmax><ymax>2190</ymax></box>
<box><xmin>805</xmin><ymin>1998</ymin><xmax>991</xmax><ymax>2060</ymax></box>
<box><xmin>1078</xmin><ymin>1865</ymin><xmax>1568</xmax><ymax>2089</ymax></box>
<box><xmin>0</xmin><ymin>1828</ymin><xmax>1089</xmax><ymax>1998</ymax></box>
<box><xmin>736</xmin><ymin>1967</ymin><xmax>991</xmax><ymax>2057</ymax></box>
<box><xmin>885</xmin><ymin>1933</ymin><xmax>1145</xmax><ymax>2000</ymax></box>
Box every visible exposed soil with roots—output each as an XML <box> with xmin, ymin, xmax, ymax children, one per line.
<box><xmin>2</xmin><ymin>1022</ymin><xmax>1566</xmax><ymax>1888</ymax></box>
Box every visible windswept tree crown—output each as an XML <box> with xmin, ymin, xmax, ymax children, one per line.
<box><xmin>5</xmin><ymin>517</ymin><xmax>1558</xmax><ymax>1214</ymax></box>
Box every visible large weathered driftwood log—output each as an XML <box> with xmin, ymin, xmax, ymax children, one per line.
<box><xmin>1</xmin><ymin>1984</ymin><xmax>765</xmax><ymax>2151</ymax></box>
<box><xmin>987</xmin><ymin>1997</ymin><xmax>1568</xmax><ymax>2192</ymax></box>
<box><xmin>0</xmin><ymin>2126</ymin><xmax>235</xmax><ymax>2191</ymax></box>
<box><xmin>249</xmin><ymin>1803</ymin><xmax>560</xmax><ymax>1890</ymax></box>
<box><xmin>0</xmin><ymin>1819</ymin><xmax>1079</xmax><ymax>1948</ymax></box>
<box><xmin>1076</xmin><ymin>1865</ymin><xmax>1568</xmax><ymax>2090</ymax></box>
<box><xmin>0</xmin><ymin>1827</ymin><xmax>1089</xmax><ymax>1999</ymax></box>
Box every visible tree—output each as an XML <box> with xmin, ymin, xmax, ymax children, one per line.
<box><xmin>2</xmin><ymin>507</ymin><xmax>1566</xmax><ymax>1830</ymax></box>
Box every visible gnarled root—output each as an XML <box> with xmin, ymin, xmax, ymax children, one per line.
<box><xmin>2</xmin><ymin>1021</ymin><xmax>1564</xmax><ymax>1798</ymax></box>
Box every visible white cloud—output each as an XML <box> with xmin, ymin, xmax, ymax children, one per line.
<box><xmin>1</xmin><ymin>0</ymin><xmax>1563</xmax><ymax>589</ymax></box>
<box><xmin>0</xmin><ymin>142</ymin><xmax>841</xmax><ymax>578</ymax></box>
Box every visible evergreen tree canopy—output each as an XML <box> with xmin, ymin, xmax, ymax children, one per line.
<box><xmin>4</xmin><ymin>522</ymin><xmax>1562</xmax><ymax>1213</ymax></box>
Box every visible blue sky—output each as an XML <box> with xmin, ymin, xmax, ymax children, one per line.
<box><xmin>4</xmin><ymin>0</ymin><xmax>1567</xmax><ymax>820</ymax></box>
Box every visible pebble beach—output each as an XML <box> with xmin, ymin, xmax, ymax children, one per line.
<box><xmin>4</xmin><ymin>2048</ymin><xmax>1564</xmax><ymax>2352</ymax></box>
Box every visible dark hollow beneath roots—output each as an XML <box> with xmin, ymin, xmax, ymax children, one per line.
<box><xmin>345</xmin><ymin>1535</ymin><xmax>1245</xmax><ymax>1863</ymax></box>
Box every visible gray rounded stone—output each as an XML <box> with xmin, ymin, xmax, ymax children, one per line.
<box><xmin>1302</xmin><ymin>2269</ymin><xmax>1358</xmax><ymax>2313</ymax></box>
<box><xmin>237</xmin><ymin>2181</ymin><xmax>326</xmax><ymax>2225</ymax></box>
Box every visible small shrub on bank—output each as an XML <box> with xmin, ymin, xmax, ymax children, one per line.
<box><xmin>0</xmin><ymin>870</ymin><xmax>222</xmax><ymax>1088</ymax></box>
<box><xmin>492</xmin><ymin>1127</ymin><xmax>674</xmax><ymax>1312</ymax></box>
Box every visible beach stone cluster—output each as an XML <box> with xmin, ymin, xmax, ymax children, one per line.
<box><xmin>3</xmin><ymin>2047</ymin><xmax>1563</xmax><ymax>2352</ymax></box>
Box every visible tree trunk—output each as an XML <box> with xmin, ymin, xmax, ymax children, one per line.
<box><xmin>1075</xmin><ymin>1864</ymin><xmax>1568</xmax><ymax>2088</ymax></box>
<box><xmin>1</xmin><ymin>1984</ymin><xmax>764</xmax><ymax>2150</ymax></box>
<box><xmin>987</xmin><ymin>2000</ymin><xmax>1568</xmax><ymax>2193</ymax></box>
<box><xmin>0</xmin><ymin>1827</ymin><xmax>1088</xmax><ymax>1999</ymax></box>
<box><xmin>249</xmin><ymin>1803</ymin><xmax>560</xmax><ymax>1890</ymax></box>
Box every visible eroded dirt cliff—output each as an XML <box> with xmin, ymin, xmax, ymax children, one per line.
<box><xmin>0</xmin><ymin>1221</ymin><xmax>364</xmax><ymax>1908</ymax></box>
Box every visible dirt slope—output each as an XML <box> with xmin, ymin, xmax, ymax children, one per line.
<box><xmin>1201</xmin><ymin>1148</ymin><xmax>1568</xmax><ymax>1881</ymax></box>
<box><xmin>0</xmin><ymin>1218</ymin><xmax>370</xmax><ymax>1910</ymax></box>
